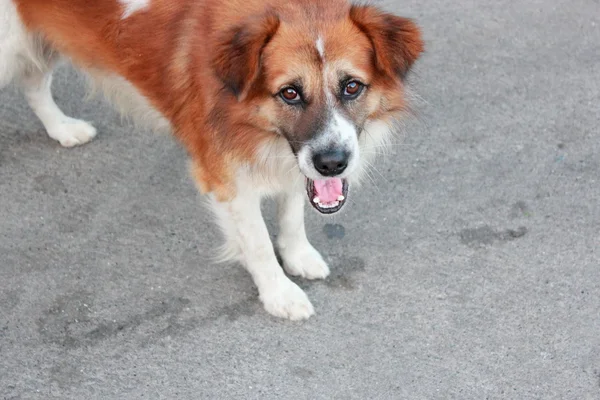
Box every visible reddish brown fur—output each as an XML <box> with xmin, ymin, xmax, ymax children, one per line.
<box><xmin>14</xmin><ymin>0</ymin><xmax>423</xmax><ymax>200</ymax></box>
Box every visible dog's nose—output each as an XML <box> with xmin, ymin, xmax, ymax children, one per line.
<box><xmin>313</xmin><ymin>150</ymin><xmax>349</xmax><ymax>176</ymax></box>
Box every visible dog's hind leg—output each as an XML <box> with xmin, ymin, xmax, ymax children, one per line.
<box><xmin>20</xmin><ymin>70</ymin><xmax>97</xmax><ymax>147</ymax></box>
<box><xmin>1</xmin><ymin>0</ymin><xmax>96</xmax><ymax>147</ymax></box>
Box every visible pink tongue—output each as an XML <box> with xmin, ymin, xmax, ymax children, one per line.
<box><xmin>313</xmin><ymin>178</ymin><xmax>343</xmax><ymax>203</ymax></box>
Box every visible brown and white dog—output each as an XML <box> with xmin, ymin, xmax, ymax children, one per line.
<box><xmin>0</xmin><ymin>0</ymin><xmax>423</xmax><ymax>319</ymax></box>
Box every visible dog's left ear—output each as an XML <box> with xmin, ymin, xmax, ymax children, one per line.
<box><xmin>350</xmin><ymin>5</ymin><xmax>424</xmax><ymax>80</ymax></box>
<box><xmin>213</xmin><ymin>13</ymin><xmax>280</xmax><ymax>99</ymax></box>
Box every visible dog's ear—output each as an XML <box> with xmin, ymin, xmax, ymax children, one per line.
<box><xmin>213</xmin><ymin>12</ymin><xmax>280</xmax><ymax>99</ymax></box>
<box><xmin>350</xmin><ymin>5</ymin><xmax>424</xmax><ymax>80</ymax></box>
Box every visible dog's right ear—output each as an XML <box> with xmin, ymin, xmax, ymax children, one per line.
<box><xmin>213</xmin><ymin>13</ymin><xmax>280</xmax><ymax>100</ymax></box>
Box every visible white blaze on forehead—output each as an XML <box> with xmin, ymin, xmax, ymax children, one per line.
<box><xmin>316</xmin><ymin>35</ymin><xmax>330</xmax><ymax>104</ymax></box>
<box><xmin>119</xmin><ymin>0</ymin><xmax>150</xmax><ymax>19</ymax></box>
<box><xmin>316</xmin><ymin>36</ymin><xmax>325</xmax><ymax>60</ymax></box>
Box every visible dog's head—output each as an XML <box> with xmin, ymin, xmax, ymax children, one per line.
<box><xmin>213</xmin><ymin>3</ymin><xmax>423</xmax><ymax>213</ymax></box>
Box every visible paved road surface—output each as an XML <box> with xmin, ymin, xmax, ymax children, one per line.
<box><xmin>1</xmin><ymin>0</ymin><xmax>599</xmax><ymax>398</ymax></box>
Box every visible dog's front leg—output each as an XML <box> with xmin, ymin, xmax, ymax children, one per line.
<box><xmin>210</xmin><ymin>190</ymin><xmax>315</xmax><ymax>320</ymax></box>
<box><xmin>277</xmin><ymin>188</ymin><xmax>330</xmax><ymax>280</ymax></box>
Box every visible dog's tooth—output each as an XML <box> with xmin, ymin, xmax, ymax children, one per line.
<box><xmin>337</xmin><ymin>195</ymin><xmax>345</xmax><ymax>201</ymax></box>
<box><xmin>319</xmin><ymin>201</ymin><xmax>340</xmax><ymax>209</ymax></box>
<box><xmin>313</xmin><ymin>197</ymin><xmax>320</xmax><ymax>203</ymax></box>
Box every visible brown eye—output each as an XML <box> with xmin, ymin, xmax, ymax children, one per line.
<box><xmin>280</xmin><ymin>87</ymin><xmax>301</xmax><ymax>104</ymax></box>
<box><xmin>343</xmin><ymin>81</ymin><xmax>364</xmax><ymax>99</ymax></box>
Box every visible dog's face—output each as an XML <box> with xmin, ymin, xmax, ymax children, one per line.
<box><xmin>214</xmin><ymin>4</ymin><xmax>423</xmax><ymax>213</ymax></box>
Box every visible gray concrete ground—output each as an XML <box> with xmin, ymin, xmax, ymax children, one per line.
<box><xmin>1</xmin><ymin>0</ymin><xmax>599</xmax><ymax>399</ymax></box>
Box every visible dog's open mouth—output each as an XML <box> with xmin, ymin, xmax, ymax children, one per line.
<box><xmin>306</xmin><ymin>178</ymin><xmax>349</xmax><ymax>214</ymax></box>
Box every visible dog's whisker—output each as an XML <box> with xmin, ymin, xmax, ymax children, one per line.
<box><xmin>360</xmin><ymin>164</ymin><xmax>386</xmax><ymax>197</ymax></box>
<box><xmin>363</xmin><ymin>159</ymin><xmax>387</xmax><ymax>182</ymax></box>
<box><xmin>360</xmin><ymin>165</ymin><xmax>380</xmax><ymax>190</ymax></box>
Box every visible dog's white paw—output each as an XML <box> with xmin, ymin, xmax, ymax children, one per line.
<box><xmin>47</xmin><ymin>118</ymin><xmax>97</xmax><ymax>147</ymax></box>
<box><xmin>279</xmin><ymin>242</ymin><xmax>330</xmax><ymax>280</ymax></box>
<box><xmin>260</xmin><ymin>278</ymin><xmax>314</xmax><ymax>320</ymax></box>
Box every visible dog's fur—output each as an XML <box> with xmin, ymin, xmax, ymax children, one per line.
<box><xmin>0</xmin><ymin>0</ymin><xmax>423</xmax><ymax>319</ymax></box>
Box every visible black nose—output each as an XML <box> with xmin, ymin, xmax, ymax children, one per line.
<box><xmin>312</xmin><ymin>150</ymin><xmax>349</xmax><ymax>177</ymax></box>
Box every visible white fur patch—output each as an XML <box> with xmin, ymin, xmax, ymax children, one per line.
<box><xmin>316</xmin><ymin>36</ymin><xmax>325</xmax><ymax>59</ymax></box>
<box><xmin>84</xmin><ymin>71</ymin><xmax>171</xmax><ymax>132</ymax></box>
<box><xmin>119</xmin><ymin>0</ymin><xmax>150</xmax><ymax>19</ymax></box>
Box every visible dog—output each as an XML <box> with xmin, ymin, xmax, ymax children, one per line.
<box><xmin>0</xmin><ymin>0</ymin><xmax>423</xmax><ymax>320</ymax></box>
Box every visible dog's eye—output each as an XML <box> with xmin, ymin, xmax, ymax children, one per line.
<box><xmin>342</xmin><ymin>81</ymin><xmax>364</xmax><ymax>100</ymax></box>
<box><xmin>280</xmin><ymin>87</ymin><xmax>302</xmax><ymax>104</ymax></box>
